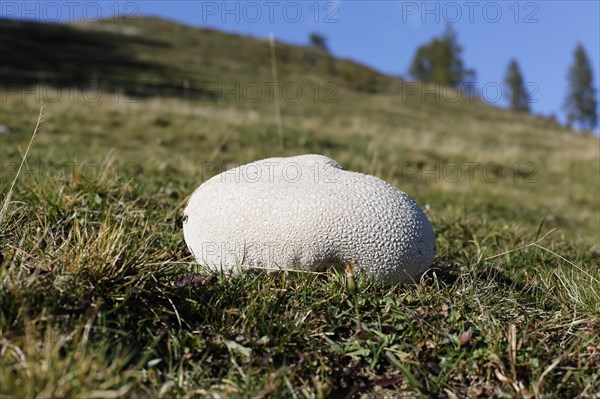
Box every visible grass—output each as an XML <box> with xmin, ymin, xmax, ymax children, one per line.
<box><xmin>1</xmin><ymin>17</ymin><xmax>600</xmax><ymax>398</ymax></box>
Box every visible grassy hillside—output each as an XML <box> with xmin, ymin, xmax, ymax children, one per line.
<box><xmin>0</xmin><ymin>17</ymin><xmax>599</xmax><ymax>398</ymax></box>
<box><xmin>1</xmin><ymin>17</ymin><xmax>390</xmax><ymax>96</ymax></box>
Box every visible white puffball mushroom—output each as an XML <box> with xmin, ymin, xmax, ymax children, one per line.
<box><xmin>183</xmin><ymin>154</ymin><xmax>435</xmax><ymax>284</ymax></box>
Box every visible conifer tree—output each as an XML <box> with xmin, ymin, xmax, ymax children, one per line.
<box><xmin>504</xmin><ymin>59</ymin><xmax>531</xmax><ymax>112</ymax></box>
<box><xmin>409</xmin><ymin>24</ymin><xmax>474</xmax><ymax>87</ymax></box>
<box><xmin>309</xmin><ymin>33</ymin><xmax>329</xmax><ymax>53</ymax></box>
<box><xmin>565</xmin><ymin>44</ymin><xmax>598</xmax><ymax>130</ymax></box>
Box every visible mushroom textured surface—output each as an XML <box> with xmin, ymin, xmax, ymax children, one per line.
<box><xmin>183</xmin><ymin>154</ymin><xmax>435</xmax><ymax>284</ymax></box>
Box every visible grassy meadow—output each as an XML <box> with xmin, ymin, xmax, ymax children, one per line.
<box><xmin>0</xmin><ymin>17</ymin><xmax>599</xmax><ymax>398</ymax></box>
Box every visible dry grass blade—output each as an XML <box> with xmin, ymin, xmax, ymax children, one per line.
<box><xmin>482</xmin><ymin>228</ymin><xmax>599</xmax><ymax>285</ymax></box>
<box><xmin>532</xmin><ymin>243</ymin><xmax>599</xmax><ymax>285</ymax></box>
<box><xmin>0</xmin><ymin>104</ymin><xmax>44</xmax><ymax>226</ymax></box>
<box><xmin>533</xmin><ymin>356</ymin><xmax>563</xmax><ymax>399</ymax></box>
<box><xmin>509</xmin><ymin>324</ymin><xmax>517</xmax><ymax>381</ymax></box>
<box><xmin>268</xmin><ymin>32</ymin><xmax>284</xmax><ymax>150</ymax></box>
<box><xmin>481</xmin><ymin>228</ymin><xmax>557</xmax><ymax>263</ymax></box>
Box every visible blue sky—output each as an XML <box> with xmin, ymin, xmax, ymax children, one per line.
<box><xmin>2</xmin><ymin>1</ymin><xmax>599</xmax><ymax>130</ymax></box>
